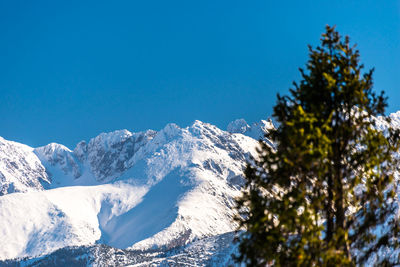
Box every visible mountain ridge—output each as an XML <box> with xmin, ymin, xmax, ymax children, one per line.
<box><xmin>0</xmin><ymin>118</ymin><xmax>269</xmax><ymax>263</ymax></box>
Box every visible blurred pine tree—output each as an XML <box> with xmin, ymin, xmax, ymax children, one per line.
<box><xmin>235</xmin><ymin>25</ymin><xmax>400</xmax><ymax>266</ymax></box>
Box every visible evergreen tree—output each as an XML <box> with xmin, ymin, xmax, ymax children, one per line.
<box><xmin>235</xmin><ymin>26</ymin><xmax>400</xmax><ymax>266</ymax></box>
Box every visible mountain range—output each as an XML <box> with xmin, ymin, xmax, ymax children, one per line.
<box><xmin>2</xmin><ymin>111</ymin><xmax>400</xmax><ymax>266</ymax></box>
<box><xmin>0</xmin><ymin>118</ymin><xmax>274</xmax><ymax>266</ymax></box>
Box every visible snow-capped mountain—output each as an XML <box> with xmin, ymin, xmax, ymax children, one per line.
<box><xmin>0</xmin><ymin>119</ymin><xmax>268</xmax><ymax>265</ymax></box>
<box><xmin>2</xmin><ymin>113</ymin><xmax>398</xmax><ymax>266</ymax></box>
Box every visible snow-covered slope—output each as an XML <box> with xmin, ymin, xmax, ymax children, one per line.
<box><xmin>0</xmin><ymin>137</ymin><xmax>50</xmax><ymax>195</ymax></box>
<box><xmin>0</xmin><ymin>119</ymin><xmax>264</xmax><ymax>263</ymax></box>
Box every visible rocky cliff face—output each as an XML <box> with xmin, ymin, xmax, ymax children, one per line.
<box><xmin>35</xmin><ymin>143</ymin><xmax>81</xmax><ymax>179</ymax></box>
<box><xmin>79</xmin><ymin>129</ymin><xmax>157</xmax><ymax>182</ymax></box>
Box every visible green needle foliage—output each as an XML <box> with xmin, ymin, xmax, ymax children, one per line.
<box><xmin>235</xmin><ymin>26</ymin><xmax>400</xmax><ymax>266</ymax></box>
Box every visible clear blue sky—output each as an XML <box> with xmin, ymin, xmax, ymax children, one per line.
<box><xmin>1</xmin><ymin>1</ymin><xmax>399</xmax><ymax>148</ymax></box>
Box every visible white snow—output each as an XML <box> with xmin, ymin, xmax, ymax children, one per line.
<box><xmin>0</xmin><ymin>182</ymin><xmax>148</xmax><ymax>260</ymax></box>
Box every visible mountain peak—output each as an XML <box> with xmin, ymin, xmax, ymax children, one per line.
<box><xmin>36</xmin><ymin>142</ymin><xmax>72</xmax><ymax>153</ymax></box>
<box><xmin>227</xmin><ymin>118</ymin><xmax>274</xmax><ymax>140</ymax></box>
<box><xmin>227</xmin><ymin>119</ymin><xmax>250</xmax><ymax>134</ymax></box>
<box><xmin>88</xmin><ymin>129</ymin><xmax>133</xmax><ymax>150</ymax></box>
